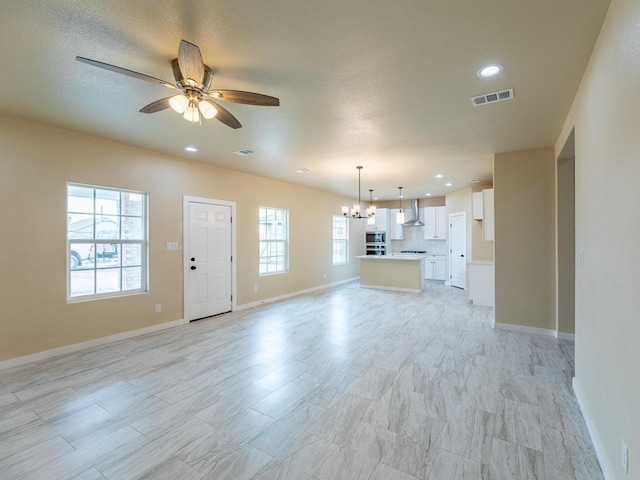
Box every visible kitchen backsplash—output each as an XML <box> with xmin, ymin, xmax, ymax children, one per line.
<box><xmin>390</xmin><ymin>227</ymin><xmax>448</xmax><ymax>255</ymax></box>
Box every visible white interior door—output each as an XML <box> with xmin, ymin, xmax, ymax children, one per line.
<box><xmin>450</xmin><ymin>212</ymin><xmax>467</xmax><ymax>289</ymax></box>
<box><xmin>186</xmin><ymin>201</ymin><xmax>232</xmax><ymax>320</ymax></box>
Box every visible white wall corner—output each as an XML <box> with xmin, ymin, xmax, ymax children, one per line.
<box><xmin>572</xmin><ymin>377</ymin><xmax>612</xmax><ymax>480</ymax></box>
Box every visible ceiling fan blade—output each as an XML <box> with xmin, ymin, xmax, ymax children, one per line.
<box><xmin>211</xmin><ymin>89</ymin><xmax>280</xmax><ymax>106</ymax></box>
<box><xmin>178</xmin><ymin>40</ymin><xmax>204</xmax><ymax>85</ymax></box>
<box><xmin>207</xmin><ymin>100</ymin><xmax>242</xmax><ymax>129</ymax></box>
<box><xmin>76</xmin><ymin>56</ymin><xmax>177</xmax><ymax>89</ymax></box>
<box><xmin>139</xmin><ymin>97</ymin><xmax>172</xmax><ymax>114</ymax></box>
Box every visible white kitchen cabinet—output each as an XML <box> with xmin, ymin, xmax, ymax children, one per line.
<box><xmin>368</xmin><ymin>208</ymin><xmax>388</xmax><ymax>231</ymax></box>
<box><xmin>388</xmin><ymin>208</ymin><xmax>404</xmax><ymax>239</ymax></box>
<box><xmin>423</xmin><ymin>206</ymin><xmax>447</xmax><ymax>240</ymax></box>
<box><xmin>482</xmin><ymin>189</ymin><xmax>494</xmax><ymax>241</ymax></box>
<box><xmin>425</xmin><ymin>255</ymin><xmax>446</xmax><ymax>281</ymax></box>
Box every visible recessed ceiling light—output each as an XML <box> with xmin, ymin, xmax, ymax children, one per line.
<box><xmin>294</xmin><ymin>168</ymin><xmax>313</xmax><ymax>174</ymax></box>
<box><xmin>185</xmin><ymin>146</ymin><xmax>198</xmax><ymax>152</ymax></box>
<box><xmin>477</xmin><ymin>64</ymin><xmax>503</xmax><ymax>78</ymax></box>
<box><xmin>435</xmin><ymin>174</ymin><xmax>443</xmax><ymax>179</ymax></box>
<box><xmin>445</xmin><ymin>182</ymin><xmax>453</xmax><ymax>187</ymax></box>
<box><xmin>425</xmin><ymin>193</ymin><xmax>432</xmax><ymax>197</ymax></box>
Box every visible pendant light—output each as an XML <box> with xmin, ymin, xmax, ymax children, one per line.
<box><xmin>342</xmin><ymin>166</ymin><xmax>376</xmax><ymax>219</ymax></box>
<box><xmin>367</xmin><ymin>189</ymin><xmax>376</xmax><ymax>225</ymax></box>
<box><xmin>396</xmin><ymin>187</ymin><xmax>405</xmax><ymax>224</ymax></box>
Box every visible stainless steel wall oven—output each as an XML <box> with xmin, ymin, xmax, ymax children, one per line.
<box><xmin>365</xmin><ymin>231</ymin><xmax>387</xmax><ymax>255</ymax></box>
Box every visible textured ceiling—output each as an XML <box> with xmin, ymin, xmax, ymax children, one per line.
<box><xmin>0</xmin><ymin>0</ymin><xmax>611</xmax><ymax>200</ymax></box>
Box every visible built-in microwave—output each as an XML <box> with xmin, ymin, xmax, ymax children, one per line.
<box><xmin>365</xmin><ymin>231</ymin><xmax>386</xmax><ymax>243</ymax></box>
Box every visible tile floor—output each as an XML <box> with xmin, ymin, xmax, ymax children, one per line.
<box><xmin>0</xmin><ymin>282</ymin><xmax>604</xmax><ymax>479</ymax></box>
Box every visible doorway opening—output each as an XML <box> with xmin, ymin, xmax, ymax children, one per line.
<box><xmin>557</xmin><ymin>129</ymin><xmax>576</xmax><ymax>338</ymax></box>
<box><xmin>449</xmin><ymin>212</ymin><xmax>467</xmax><ymax>289</ymax></box>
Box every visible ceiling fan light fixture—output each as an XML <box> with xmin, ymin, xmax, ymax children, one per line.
<box><xmin>198</xmin><ymin>100</ymin><xmax>217</xmax><ymax>119</ymax></box>
<box><xmin>183</xmin><ymin>102</ymin><xmax>200</xmax><ymax>123</ymax></box>
<box><xmin>169</xmin><ymin>94</ymin><xmax>189</xmax><ymax>113</ymax></box>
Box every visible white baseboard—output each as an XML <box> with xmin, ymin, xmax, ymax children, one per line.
<box><xmin>0</xmin><ymin>318</ymin><xmax>188</xmax><ymax>372</ymax></box>
<box><xmin>235</xmin><ymin>277</ymin><xmax>359</xmax><ymax>311</ymax></box>
<box><xmin>556</xmin><ymin>331</ymin><xmax>575</xmax><ymax>342</ymax></box>
<box><xmin>493</xmin><ymin>322</ymin><xmax>576</xmax><ymax>342</ymax></box>
<box><xmin>573</xmin><ymin>378</ymin><xmax>611</xmax><ymax>479</ymax></box>
<box><xmin>493</xmin><ymin>322</ymin><xmax>557</xmax><ymax>337</ymax></box>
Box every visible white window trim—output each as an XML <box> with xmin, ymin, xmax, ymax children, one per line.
<box><xmin>259</xmin><ymin>206</ymin><xmax>289</xmax><ymax>276</ymax></box>
<box><xmin>67</xmin><ymin>183</ymin><xmax>148</xmax><ymax>302</ymax></box>
<box><xmin>332</xmin><ymin>215</ymin><xmax>349</xmax><ymax>265</ymax></box>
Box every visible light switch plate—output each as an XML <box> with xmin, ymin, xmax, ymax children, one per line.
<box><xmin>166</xmin><ymin>242</ymin><xmax>179</xmax><ymax>251</ymax></box>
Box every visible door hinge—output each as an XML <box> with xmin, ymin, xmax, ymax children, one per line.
<box><xmin>230</xmin><ymin>216</ymin><xmax>233</xmax><ymax>223</ymax></box>
<box><xmin>231</xmin><ymin>255</ymin><xmax>233</xmax><ymax>262</ymax></box>
<box><xmin>230</xmin><ymin>295</ymin><xmax>233</xmax><ymax>301</ymax></box>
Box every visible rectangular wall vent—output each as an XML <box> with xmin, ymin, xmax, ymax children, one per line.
<box><xmin>471</xmin><ymin>88</ymin><xmax>514</xmax><ymax>107</ymax></box>
<box><xmin>233</xmin><ymin>149</ymin><xmax>255</xmax><ymax>156</ymax></box>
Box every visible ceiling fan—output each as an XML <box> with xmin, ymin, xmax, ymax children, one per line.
<box><xmin>76</xmin><ymin>40</ymin><xmax>279</xmax><ymax>129</ymax></box>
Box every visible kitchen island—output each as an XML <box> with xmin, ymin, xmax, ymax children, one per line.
<box><xmin>357</xmin><ymin>254</ymin><xmax>426</xmax><ymax>293</ymax></box>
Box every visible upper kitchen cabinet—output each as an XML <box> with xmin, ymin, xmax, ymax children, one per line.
<box><xmin>388</xmin><ymin>208</ymin><xmax>404</xmax><ymax>240</ymax></box>
<box><xmin>472</xmin><ymin>192</ymin><xmax>484</xmax><ymax>220</ymax></box>
<box><xmin>423</xmin><ymin>206</ymin><xmax>447</xmax><ymax>240</ymax></box>
<box><xmin>368</xmin><ymin>208</ymin><xmax>388</xmax><ymax>231</ymax></box>
<box><xmin>471</xmin><ymin>189</ymin><xmax>495</xmax><ymax>241</ymax></box>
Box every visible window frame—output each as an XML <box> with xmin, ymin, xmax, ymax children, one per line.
<box><xmin>332</xmin><ymin>215</ymin><xmax>349</xmax><ymax>265</ymax></box>
<box><xmin>259</xmin><ymin>206</ymin><xmax>289</xmax><ymax>276</ymax></box>
<box><xmin>67</xmin><ymin>183</ymin><xmax>148</xmax><ymax>302</ymax></box>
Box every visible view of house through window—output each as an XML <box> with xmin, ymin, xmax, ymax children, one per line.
<box><xmin>259</xmin><ymin>206</ymin><xmax>288</xmax><ymax>275</ymax></box>
<box><xmin>333</xmin><ymin>215</ymin><xmax>349</xmax><ymax>265</ymax></box>
<box><xmin>67</xmin><ymin>184</ymin><xmax>147</xmax><ymax>300</ymax></box>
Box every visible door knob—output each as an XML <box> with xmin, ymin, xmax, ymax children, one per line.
<box><xmin>190</xmin><ymin>266</ymin><xmax>196</xmax><ymax>270</ymax></box>
<box><xmin>191</xmin><ymin>257</ymin><xmax>195</xmax><ymax>262</ymax></box>
<box><xmin>460</xmin><ymin>254</ymin><xmax>464</xmax><ymax>257</ymax></box>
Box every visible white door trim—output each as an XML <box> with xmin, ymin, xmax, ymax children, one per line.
<box><xmin>183</xmin><ymin>195</ymin><xmax>237</xmax><ymax>322</ymax></box>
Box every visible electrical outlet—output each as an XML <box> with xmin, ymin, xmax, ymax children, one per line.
<box><xmin>323</xmin><ymin>273</ymin><xmax>326</xmax><ymax>279</ymax></box>
<box><xmin>253</xmin><ymin>286</ymin><xmax>258</xmax><ymax>293</ymax></box>
<box><xmin>621</xmin><ymin>439</ymin><xmax>628</xmax><ymax>473</ymax></box>
<box><xmin>155</xmin><ymin>304</ymin><xmax>162</xmax><ymax>314</ymax></box>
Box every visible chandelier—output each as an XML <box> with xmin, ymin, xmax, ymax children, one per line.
<box><xmin>342</xmin><ymin>166</ymin><xmax>376</xmax><ymax>219</ymax></box>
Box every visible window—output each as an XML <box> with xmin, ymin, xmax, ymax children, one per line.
<box><xmin>259</xmin><ymin>207</ymin><xmax>288</xmax><ymax>275</ymax></box>
<box><xmin>67</xmin><ymin>184</ymin><xmax>147</xmax><ymax>300</ymax></box>
<box><xmin>333</xmin><ymin>215</ymin><xmax>349</xmax><ymax>265</ymax></box>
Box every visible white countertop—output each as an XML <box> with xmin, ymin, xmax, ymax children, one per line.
<box><xmin>357</xmin><ymin>254</ymin><xmax>427</xmax><ymax>261</ymax></box>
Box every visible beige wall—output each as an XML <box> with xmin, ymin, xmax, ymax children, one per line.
<box><xmin>494</xmin><ymin>147</ymin><xmax>557</xmax><ymax>330</ymax></box>
<box><xmin>0</xmin><ymin>115</ymin><xmax>363</xmax><ymax>361</ymax></box>
<box><xmin>556</xmin><ymin>0</ymin><xmax>640</xmax><ymax>476</ymax></box>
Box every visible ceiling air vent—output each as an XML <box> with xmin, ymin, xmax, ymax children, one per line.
<box><xmin>233</xmin><ymin>149</ymin><xmax>255</xmax><ymax>156</ymax></box>
<box><xmin>471</xmin><ymin>88</ymin><xmax>514</xmax><ymax>107</ymax></box>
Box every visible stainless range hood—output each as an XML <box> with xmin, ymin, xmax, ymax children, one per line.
<box><xmin>402</xmin><ymin>199</ymin><xmax>424</xmax><ymax>226</ymax></box>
